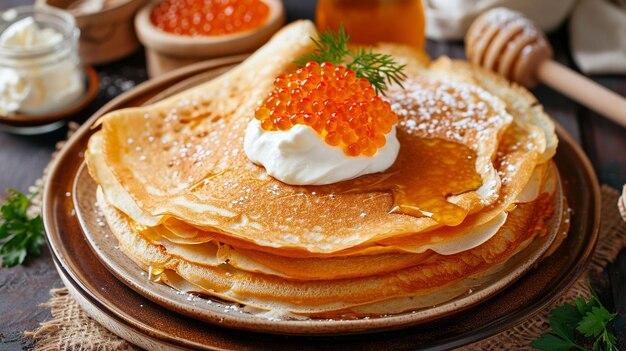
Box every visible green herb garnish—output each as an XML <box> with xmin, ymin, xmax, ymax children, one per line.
<box><xmin>531</xmin><ymin>291</ymin><xmax>618</xmax><ymax>351</ymax></box>
<box><xmin>0</xmin><ymin>189</ymin><xmax>45</xmax><ymax>267</ymax></box>
<box><xmin>295</xmin><ymin>26</ymin><xmax>406</xmax><ymax>95</ymax></box>
<box><xmin>296</xmin><ymin>25</ymin><xmax>351</xmax><ymax>67</ymax></box>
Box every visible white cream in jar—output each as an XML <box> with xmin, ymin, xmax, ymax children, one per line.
<box><xmin>0</xmin><ymin>8</ymin><xmax>84</xmax><ymax>115</ymax></box>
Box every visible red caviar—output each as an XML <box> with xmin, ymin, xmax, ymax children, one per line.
<box><xmin>255</xmin><ymin>62</ymin><xmax>398</xmax><ymax>157</ymax></box>
<box><xmin>150</xmin><ymin>0</ymin><xmax>270</xmax><ymax>36</ymax></box>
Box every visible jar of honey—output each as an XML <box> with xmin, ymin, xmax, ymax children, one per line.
<box><xmin>316</xmin><ymin>0</ymin><xmax>426</xmax><ymax>48</ymax></box>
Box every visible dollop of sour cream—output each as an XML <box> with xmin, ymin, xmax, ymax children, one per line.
<box><xmin>0</xmin><ymin>17</ymin><xmax>84</xmax><ymax>115</ymax></box>
<box><xmin>243</xmin><ymin>119</ymin><xmax>400</xmax><ymax>185</ymax></box>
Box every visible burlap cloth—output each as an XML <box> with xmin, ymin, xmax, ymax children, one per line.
<box><xmin>23</xmin><ymin>123</ymin><xmax>626</xmax><ymax>350</ymax></box>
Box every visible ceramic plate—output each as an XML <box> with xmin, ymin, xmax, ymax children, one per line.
<box><xmin>72</xmin><ymin>160</ymin><xmax>563</xmax><ymax>335</ymax></box>
<box><xmin>42</xmin><ymin>55</ymin><xmax>600</xmax><ymax>350</ymax></box>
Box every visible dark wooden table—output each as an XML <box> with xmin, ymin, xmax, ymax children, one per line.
<box><xmin>1</xmin><ymin>1</ymin><xmax>625</xmax><ymax>350</ymax></box>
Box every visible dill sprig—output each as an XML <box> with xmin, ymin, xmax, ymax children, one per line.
<box><xmin>294</xmin><ymin>26</ymin><xmax>406</xmax><ymax>96</ymax></box>
<box><xmin>295</xmin><ymin>25</ymin><xmax>350</xmax><ymax>66</ymax></box>
<box><xmin>347</xmin><ymin>48</ymin><xmax>407</xmax><ymax>96</ymax></box>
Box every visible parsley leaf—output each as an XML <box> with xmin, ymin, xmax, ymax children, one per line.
<box><xmin>576</xmin><ymin>297</ymin><xmax>589</xmax><ymax>315</ymax></box>
<box><xmin>531</xmin><ymin>333</ymin><xmax>579</xmax><ymax>351</ymax></box>
<box><xmin>532</xmin><ymin>292</ymin><xmax>618</xmax><ymax>351</ymax></box>
<box><xmin>577</xmin><ymin>306</ymin><xmax>616</xmax><ymax>338</ymax></box>
<box><xmin>551</xmin><ymin>303</ymin><xmax>582</xmax><ymax>340</ymax></box>
<box><xmin>0</xmin><ymin>189</ymin><xmax>45</xmax><ymax>267</ymax></box>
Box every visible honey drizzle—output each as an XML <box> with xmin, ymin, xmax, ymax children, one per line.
<box><xmin>322</xmin><ymin>131</ymin><xmax>481</xmax><ymax>226</ymax></box>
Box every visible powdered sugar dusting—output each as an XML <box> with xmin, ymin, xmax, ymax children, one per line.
<box><xmin>387</xmin><ymin>77</ymin><xmax>508</xmax><ymax>145</ymax></box>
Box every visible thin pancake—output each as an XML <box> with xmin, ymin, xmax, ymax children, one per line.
<box><xmin>386</xmin><ymin>75</ymin><xmax>511</xmax><ymax>211</ymax></box>
<box><xmin>138</xmin><ymin>228</ymin><xmax>437</xmax><ymax>280</ymax></box>
<box><xmin>377</xmin><ymin>121</ymin><xmax>546</xmax><ymax>252</ymax></box>
<box><xmin>428</xmin><ymin>57</ymin><xmax>557</xmax><ymax>163</ymax></box>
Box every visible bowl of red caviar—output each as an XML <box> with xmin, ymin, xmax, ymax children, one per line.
<box><xmin>135</xmin><ymin>0</ymin><xmax>284</xmax><ymax>77</ymax></box>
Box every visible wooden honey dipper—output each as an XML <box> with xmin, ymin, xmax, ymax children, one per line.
<box><xmin>466</xmin><ymin>7</ymin><xmax>626</xmax><ymax>128</ymax></box>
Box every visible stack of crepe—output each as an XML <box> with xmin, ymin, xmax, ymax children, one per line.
<box><xmin>85</xmin><ymin>21</ymin><xmax>565</xmax><ymax>319</ymax></box>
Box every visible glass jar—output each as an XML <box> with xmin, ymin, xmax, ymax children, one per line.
<box><xmin>316</xmin><ymin>0</ymin><xmax>426</xmax><ymax>48</ymax></box>
<box><xmin>0</xmin><ymin>5</ymin><xmax>84</xmax><ymax>116</ymax></box>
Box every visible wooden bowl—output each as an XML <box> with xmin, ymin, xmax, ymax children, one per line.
<box><xmin>0</xmin><ymin>65</ymin><xmax>99</xmax><ymax>134</ymax></box>
<box><xmin>135</xmin><ymin>0</ymin><xmax>284</xmax><ymax>77</ymax></box>
<box><xmin>38</xmin><ymin>0</ymin><xmax>148</xmax><ymax>64</ymax></box>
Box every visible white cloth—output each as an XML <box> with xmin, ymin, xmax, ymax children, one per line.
<box><xmin>423</xmin><ymin>0</ymin><xmax>576</xmax><ymax>41</ymax></box>
<box><xmin>570</xmin><ymin>0</ymin><xmax>626</xmax><ymax>75</ymax></box>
